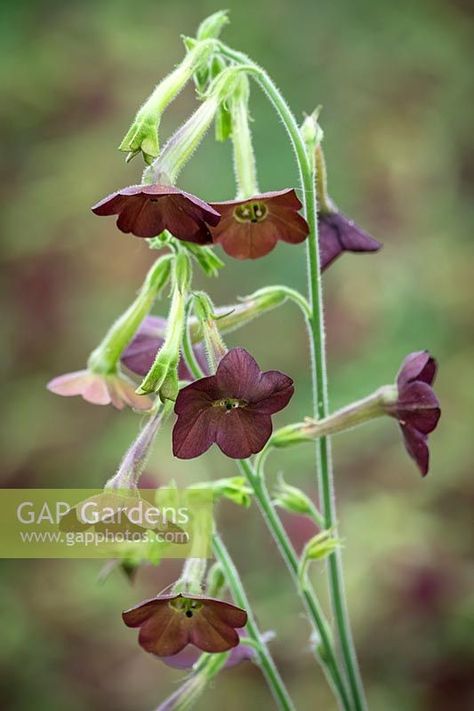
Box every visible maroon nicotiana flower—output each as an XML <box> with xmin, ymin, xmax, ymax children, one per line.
<box><xmin>385</xmin><ymin>351</ymin><xmax>441</xmax><ymax>476</ymax></box>
<box><xmin>122</xmin><ymin>593</ymin><xmax>247</xmax><ymax>656</ymax></box>
<box><xmin>47</xmin><ymin>369</ymin><xmax>152</xmax><ymax>411</ymax></box>
<box><xmin>91</xmin><ymin>184</ymin><xmax>221</xmax><ymax>244</ymax></box>
<box><xmin>121</xmin><ymin>316</ymin><xmax>207</xmax><ymax>380</ymax></box>
<box><xmin>172</xmin><ymin>348</ymin><xmax>294</xmax><ymax>459</ymax></box>
<box><xmin>318</xmin><ymin>209</ymin><xmax>381</xmax><ymax>271</ymax></box>
<box><xmin>161</xmin><ymin>629</ymin><xmax>274</xmax><ymax>669</ymax></box>
<box><xmin>209</xmin><ymin>189</ymin><xmax>309</xmax><ymax>259</ymax></box>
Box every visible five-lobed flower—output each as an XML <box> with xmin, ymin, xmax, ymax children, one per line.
<box><xmin>123</xmin><ymin>592</ymin><xmax>247</xmax><ymax>656</ymax></box>
<box><xmin>172</xmin><ymin>348</ymin><xmax>294</xmax><ymax>459</ymax></box>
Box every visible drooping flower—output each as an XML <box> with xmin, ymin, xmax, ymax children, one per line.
<box><xmin>91</xmin><ymin>184</ymin><xmax>221</xmax><ymax>244</ymax></box>
<box><xmin>121</xmin><ymin>315</ymin><xmax>207</xmax><ymax>380</ymax></box>
<box><xmin>314</xmin><ymin>144</ymin><xmax>381</xmax><ymax>270</ymax></box>
<box><xmin>209</xmin><ymin>189</ymin><xmax>309</xmax><ymax>259</ymax></box>
<box><xmin>122</xmin><ymin>592</ymin><xmax>247</xmax><ymax>656</ymax></box>
<box><xmin>161</xmin><ymin>629</ymin><xmax>274</xmax><ymax>669</ymax></box>
<box><xmin>47</xmin><ymin>369</ymin><xmax>152</xmax><ymax>411</ymax></box>
<box><xmin>172</xmin><ymin>348</ymin><xmax>294</xmax><ymax>459</ymax></box>
<box><xmin>318</xmin><ymin>209</ymin><xmax>382</xmax><ymax>271</ymax></box>
<box><xmin>384</xmin><ymin>351</ymin><xmax>441</xmax><ymax>476</ymax></box>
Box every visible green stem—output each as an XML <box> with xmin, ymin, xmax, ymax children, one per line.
<box><xmin>181</xmin><ymin>321</ymin><xmax>350</xmax><ymax>708</ymax></box>
<box><xmin>216</xmin><ymin>41</ymin><xmax>367</xmax><ymax>711</ymax></box>
<box><xmin>212</xmin><ymin>532</ymin><xmax>296</xmax><ymax>711</ymax></box>
<box><xmin>239</xmin><ymin>459</ymin><xmax>352</xmax><ymax>711</ymax></box>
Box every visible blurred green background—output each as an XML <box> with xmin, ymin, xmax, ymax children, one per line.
<box><xmin>1</xmin><ymin>0</ymin><xmax>473</xmax><ymax>709</ymax></box>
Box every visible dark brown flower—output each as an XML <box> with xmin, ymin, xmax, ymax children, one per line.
<box><xmin>91</xmin><ymin>184</ymin><xmax>221</xmax><ymax>244</ymax></box>
<box><xmin>318</xmin><ymin>209</ymin><xmax>382</xmax><ymax>271</ymax></box>
<box><xmin>384</xmin><ymin>351</ymin><xmax>441</xmax><ymax>476</ymax></box>
<box><xmin>122</xmin><ymin>592</ymin><xmax>247</xmax><ymax>656</ymax></box>
<box><xmin>209</xmin><ymin>189</ymin><xmax>309</xmax><ymax>259</ymax></box>
<box><xmin>172</xmin><ymin>348</ymin><xmax>294</xmax><ymax>459</ymax></box>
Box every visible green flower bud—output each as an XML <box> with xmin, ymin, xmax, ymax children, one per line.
<box><xmin>269</xmin><ymin>423</ymin><xmax>312</xmax><ymax>449</ymax></box>
<box><xmin>196</xmin><ymin>10</ymin><xmax>229</xmax><ymax>41</ymax></box>
<box><xmin>300</xmin><ymin>107</ymin><xmax>324</xmax><ymax>166</ymax></box>
<box><xmin>273</xmin><ymin>474</ymin><xmax>317</xmax><ymax>518</ymax></box>
<box><xmin>118</xmin><ymin>40</ymin><xmax>215</xmax><ymax>164</ymax></box>
<box><xmin>191</xmin><ymin>477</ymin><xmax>253</xmax><ymax>508</ymax></box>
<box><xmin>298</xmin><ymin>530</ymin><xmax>342</xmax><ymax>584</ymax></box>
<box><xmin>137</xmin><ymin>256</ymin><xmax>189</xmax><ymax>398</ymax></box>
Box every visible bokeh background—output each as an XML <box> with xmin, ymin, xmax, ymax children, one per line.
<box><xmin>1</xmin><ymin>0</ymin><xmax>473</xmax><ymax>709</ymax></box>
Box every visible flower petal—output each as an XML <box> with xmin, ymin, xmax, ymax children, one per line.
<box><xmin>318</xmin><ymin>211</ymin><xmax>381</xmax><ymax>270</ymax></box>
<box><xmin>215</xmin><ymin>409</ymin><xmax>273</xmax><ymax>459</ymax></box>
<box><xmin>397</xmin><ymin>382</ymin><xmax>441</xmax><ymax>434</ymax></box>
<box><xmin>400</xmin><ymin>425</ymin><xmax>430</xmax><ymax>476</ymax></box>
<box><xmin>247</xmin><ymin>370</ymin><xmax>294</xmax><ymax>413</ymax></box>
<box><xmin>47</xmin><ymin>370</ymin><xmax>94</xmax><ymax>397</ymax></box>
<box><xmin>122</xmin><ymin>598</ymin><xmax>167</xmax><ymax>627</ymax></box>
<box><xmin>111</xmin><ymin>376</ymin><xmax>153</xmax><ymax>411</ymax></box>
<box><xmin>189</xmin><ymin>609</ymin><xmax>240</xmax><ymax>652</ymax></box>
<box><xmin>138</xmin><ymin>606</ymin><xmax>189</xmax><ymax>656</ymax></box>
<box><xmin>172</xmin><ymin>406</ymin><xmax>219</xmax><ymax>459</ymax></box>
<box><xmin>173</xmin><ymin>377</ymin><xmax>223</xmax><ymax>459</ymax></box>
<box><xmin>215</xmin><ymin>348</ymin><xmax>261</xmax><ymax>399</ymax></box>
<box><xmin>397</xmin><ymin>351</ymin><xmax>437</xmax><ymax>388</ymax></box>
<box><xmin>269</xmin><ymin>207</ymin><xmax>309</xmax><ymax>244</ymax></box>
<box><xmin>121</xmin><ymin>317</ymin><xmax>166</xmax><ymax>376</ymax></box>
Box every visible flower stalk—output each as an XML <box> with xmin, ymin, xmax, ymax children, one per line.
<box><xmin>214</xmin><ymin>39</ymin><xmax>368</xmax><ymax>710</ymax></box>
<box><xmin>212</xmin><ymin>532</ymin><xmax>296</xmax><ymax>711</ymax></box>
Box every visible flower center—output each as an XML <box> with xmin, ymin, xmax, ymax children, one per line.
<box><xmin>213</xmin><ymin>398</ymin><xmax>248</xmax><ymax>413</ymax></box>
<box><xmin>170</xmin><ymin>596</ymin><xmax>203</xmax><ymax>618</ymax></box>
<box><xmin>233</xmin><ymin>201</ymin><xmax>268</xmax><ymax>224</ymax></box>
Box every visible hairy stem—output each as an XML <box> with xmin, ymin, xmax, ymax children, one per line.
<box><xmin>216</xmin><ymin>41</ymin><xmax>367</xmax><ymax>711</ymax></box>
<box><xmin>212</xmin><ymin>532</ymin><xmax>296</xmax><ymax>711</ymax></box>
<box><xmin>239</xmin><ymin>459</ymin><xmax>352</xmax><ymax>711</ymax></box>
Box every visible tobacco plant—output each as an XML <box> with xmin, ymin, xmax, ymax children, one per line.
<box><xmin>48</xmin><ymin>11</ymin><xmax>441</xmax><ymax>710</ymax></box>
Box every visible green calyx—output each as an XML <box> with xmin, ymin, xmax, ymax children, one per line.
<box><xmin>119</xmin><ymin>39</ymin><xmax>216</xmax><ymax>164</ymax></box>
<box><xmin>137</xmin><ymin>253</ymin><xmax>190</xmax><ymax>399</ymax></box>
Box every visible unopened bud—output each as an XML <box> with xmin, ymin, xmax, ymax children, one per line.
<box><xmin>196</xmin><ymin>10</ymin><xmax>229</xmax><ymax>41</ymax></box>
<box><xmin>273</xmin><ymin>474</ymin><xmax>316</xmax><ymax>517</ymax></box>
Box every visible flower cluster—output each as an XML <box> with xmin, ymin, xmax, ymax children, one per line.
<box><xmin>45</xmin><ymin>13</ymin><xmax>444</xmax><ymax>711</ymax></box>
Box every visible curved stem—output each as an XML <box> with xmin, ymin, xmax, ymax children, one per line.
<box><xmin>239</xmin><ymin>459</ymin><xmax>352</xmax><ymax>711</ymax></box>
<box><xmin>212</xmin><ymin>532</ymin><xmax>296</xmax><ymax>711</ymax></box>
<box><xmin>217</xmin><ymin>41</ymin><xmax>367</xmax><ymax>711</ymax></box>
